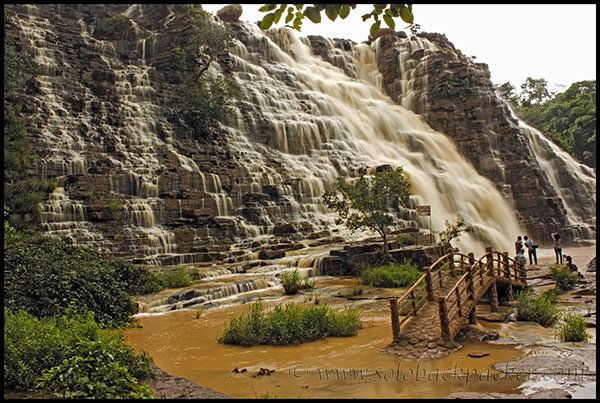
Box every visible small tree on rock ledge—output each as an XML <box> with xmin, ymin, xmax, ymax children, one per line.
<box><xmin>322</xmin><ymin>166</ymin><xmax>412</xmax><ymax>253</ymax></box>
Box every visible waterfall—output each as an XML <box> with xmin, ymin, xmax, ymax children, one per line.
<box><xmin>224</xmin><ymin>24</ymin><xmax>523</xmax><ymax>255</ymax></box>
<box><xmin>504</xmin><ymin>99</ymin><xmax>596</xmax><ymax>240</ymax></box>
<box><xmin>9</xmin><ymin>5</ymin><xmax>593</xmax><ymax>262</ymax></box>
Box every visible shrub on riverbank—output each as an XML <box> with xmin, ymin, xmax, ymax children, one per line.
<box><xmin>4</xmin><ymin>307</ymin><xmax>154</xmax><ymax>398</ymax></box>
<box><xmin>548</xmin><ymin>264</ymin><xmax>579</xmax><ymax>290</ymax></box>
<box><xmin>4</xmin><ymin>233</ymin><xmax>156</xmax><ymax>326</ymax></box>
<box><xmin>280</xmin><ymin>269</ymin><xmax>314</xmax><ymax>295</ymax></box>
<box><xmin>361</xmin><ymin>260</ymin><xmax>422</xmax><ymax>288</ymax></box>
<box><xmin>556</xmin><ymin>310</ymin><xmax>590</xmax><ymax>342</ymax></box>
<box><xmin>515</xmin><ymin>289</ymin><xmax>561</xmax><ymax>327</ymax></box>
<box><xmin>218</xmin><ymin>300</ymin><xmax>361</xmax><ymax>346</ymax></box>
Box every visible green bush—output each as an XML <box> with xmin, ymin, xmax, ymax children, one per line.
<box><xmin>515</xmin><ymin>289</ymin><xmax>561</xmax><ymax>327</ymax></box>
<box><xmin>4</xmin><ymin>307</ymin><xmax>154</xmax><ymax>396</ymax></box>
<box><xmin>556</xmin><ymin>310</ymin><xmax>590</xmax><ymax>342</ymax></box>
<box><xmin>36</xmin><ymin>341</ymin><xmax>153</xmax><ymax>399</ymax></box>
<box><xmin>4</xmin><ymin>235</ymin><xmax>156</xmax><ymax>326</ymax></box>
<box><xmin>280</xmin><ymin>269</ymin><xmax>314</xmax><ymax>295</ymax></box>
<box><xmin>153</xmin><ymin>266</ymin><xmax>196</xmax><ymax>289</ymax></box>
<box><xmin>394</xmin><ymin>233</ymin><xmax>414</xmax><ymax>247</ymax></box>
<box><xmin>549</xmin><ymin>264</ymin><xmax>579</xmax><ymax>290</ymax></box>
<box><xmin>361</xmin><ymin>260</ymin><xmax>422</xmax><ymax>288</ymax></box>
<box><xmin>218</xmin><ymin>300</ymin><xmax>361</xmax><ymax>346</ymax></box>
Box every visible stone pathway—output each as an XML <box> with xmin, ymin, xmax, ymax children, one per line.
<box><xmin>382</xmin><ymin>276</ymin><xmax>464</xmax><ymax>359</ymax></box>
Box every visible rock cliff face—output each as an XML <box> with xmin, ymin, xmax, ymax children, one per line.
<box><xmin>5</xmin><ymin>4</ymin><xmax>595</xmax><ymax>264</ymax></box>
<box><xmin>369</xmin><ymin>29</ymin><xmax>596</xmax><ymax>244</ymax></box>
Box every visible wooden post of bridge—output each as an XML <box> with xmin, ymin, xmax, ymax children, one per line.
<box><xmin>438</xmin><ymin>297</ymin><xmax>450</xmax><ymax>340</ymax></box>
<box><xmin>485</xmin><ymin>247</ymin><xmax>494</xmax><ymax>276</ymax></box>
<box><xmin>502</xmin><ymin>252</ymin><xmax>514</xmax><ymax>302</ymax></box>
<box><xmin>425</xmin><ymin>267</ymin><xmax>434</xmax><ymax>301</ymax></box>
<box><xmin>468</xmin><ymin>307</ymin><xmax>477</xmax><ymax>324</ymax></box>
<box><xmin>489</xmin><ymin>280</ymin><xmax>499</xmax><ymax>312</ymax></box>
<box><xmin>389</xmin><ymin>298</ymin><xmax>400</xmax><ymax>339</ymax></box>
<box><xmin>517</xmin><ymin>261</ymin><xmax>526</xmax><ymax>283</ymax></box>
<box><xmin>466</xmin><ymin>261</ymin><xmax>475</xmax><ymax>299</ymax></box>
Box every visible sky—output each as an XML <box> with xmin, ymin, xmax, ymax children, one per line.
<box><xmin>201</xmin><ymin>4</ymin><xmax>596</xmax><ymax>94</ymax></box>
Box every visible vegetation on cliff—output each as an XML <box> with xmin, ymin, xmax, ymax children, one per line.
<box><xmin>4</xmin><ymin>9</ymin><xmax>56</xmax><ymax>231</ymax></box>
<box><xmin>169</xmin><ymin>5</ymin><xmax>238</xmax><ymax>139</ymax></box>
<box><xmin>3</xmin><ymin>225</ymin><xmax>156</xmax><ymax>326</ymax></box>
<box><xmin>498</xmin><ymin>78</ymin><xmax>596</xmax><ymax>168</ymax></box>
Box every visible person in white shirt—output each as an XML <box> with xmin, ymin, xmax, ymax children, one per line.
<box><xmin>523</xmin><ymin>235</ymin><xmax>538</xmax><ymax>265</ymax></box>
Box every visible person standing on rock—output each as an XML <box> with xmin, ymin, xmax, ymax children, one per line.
<box><xmin>515</xmin><ymin>236</ymin><xmax>524</xmax><ymax>255</ymax></box>
<box><xmin>551</xmin><ymin>232</ymin><xmax>562</xmax><ymax>264</ymax></box>
<box><xmin>523</xmin><ymin>235</ymin><xmax>538</xmax><ymax>265</ymax></box>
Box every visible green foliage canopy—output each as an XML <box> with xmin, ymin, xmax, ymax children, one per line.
<box><xmin>258</xmin><ymin>4</ymin><xmax>415</xmax><ymax>36</ymax></box>
<box><xmin>5</xmin><ymin>307</ymin><xmax>154</xmax><ymax>397</ymax></box>
<box><xmin>438</xmin><ymin>218</ymin><xmax>474</xmax><ymax>248</ymax></box>
<box><xmin>4</xmin><ymin>231</ymin><xmax>155</xmax><ymax>326</ymax></box>
<box><xmin>322</xmin><ymin>166</ymin><xmax>412</xmax><ymax>252</ymax></box>
<box><xmin>498</xmin><ymin>79</ymin><xmax>596</xmax><ymax>168</ymax></box>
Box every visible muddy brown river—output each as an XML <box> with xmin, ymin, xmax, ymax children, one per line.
<box><xmin>124</xmin><ymin>246</ymin><xmax>596</xmax><ymax>399</ymax></box>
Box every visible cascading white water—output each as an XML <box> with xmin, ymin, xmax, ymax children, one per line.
<box><xmin>15</xmin><ymin>5</ymin><xmax>593</xmax><ymax>263</ymax></box>
<box><xmin>224</xmin><ymin>24</ymin><xmax>523</xmax><ymax>255</ymax></box>
<box><xmin>503</xmin><ymin>99</ymin><xmax>596</xmax><ymax>238</ymax></box>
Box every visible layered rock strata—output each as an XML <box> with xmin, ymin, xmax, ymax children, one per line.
<box><xmin>5</xmin><ymin>4</ymin><xmax>595</xmax><ymax>265</ymax></box>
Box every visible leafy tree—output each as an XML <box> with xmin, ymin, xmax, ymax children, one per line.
<box><xmin>322</xmin><ymin>166</ymin><xmax>412</xmax><ymax>252</ymax></box>
<box><xmin>520</xmin><ymin>77</ymin><xmax>553</xmax><ymax>106</ymax></box>
<box><xmin>496</xmin><ymin>81</ymin><xmax>519</xmax><ymax>104</ymax></box>
<box><xmin>259</xmin><ymin>4</ymin><xmax>415</xmax><ymax>37</ymax></box>
<box><xmin>437</xmin><ymin>218</ymin><xmax>474</xmax><ymax>252</ymax></box>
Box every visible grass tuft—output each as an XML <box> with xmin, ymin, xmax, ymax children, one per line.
<box><xmin>218</xmin><ymin>300</ymin><xmax>361</xmax><ymax>346</ymax></box>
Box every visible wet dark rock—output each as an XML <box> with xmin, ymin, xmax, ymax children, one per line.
<box><xmin>140</xmin><ymin>364</ymin><xmax>233</xmax><ymax>399</ymax></box>
<box><xmin>468</xmin><ymin>352</ymin><xmax>490</xmax><ymax>358</ymax></box>
<box><xmin>587</xmin><ymin>256</ymin><xmax>596</xmax><ymax>272</ymax></box>
<box><xmin>444</xmin><ymin>389</ymin><xmax>571</xmax><ymax>399</ymax></box>
<box><xmin>257</xmin><ymin>249</ymin><xmax>285</xmax><ymax>260</ymax></box>
<box><xmin>493</xmin><ymin>356</ymin><xmax>594</xmax><ymax>376</ymax></box>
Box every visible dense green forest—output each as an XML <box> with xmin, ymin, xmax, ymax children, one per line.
<box><xmin>497</xmin><ymin>78</ymin><xmax>596</xmax><ymax>168</ymax></box>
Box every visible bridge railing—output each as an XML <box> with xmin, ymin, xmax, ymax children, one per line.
<box><xmin>389</xmin><ymin>252</ymin><xmax>475</xmax><ymax>339</ymax></box>
<box><xmin>438</xmin><ymin>250</ymin><xmax>526</xmax><ymax>339</ymax></box>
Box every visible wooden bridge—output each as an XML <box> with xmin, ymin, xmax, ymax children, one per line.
<box><xmin>384</xmin><ymin>249</ymin><xmax>527</xmax><ymax>359</ymax></box>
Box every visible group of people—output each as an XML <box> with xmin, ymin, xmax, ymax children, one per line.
<box><xmin>514</xmin><ymin>232</ymin><xmax>563</xmax><ymax>267</ymax></box>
